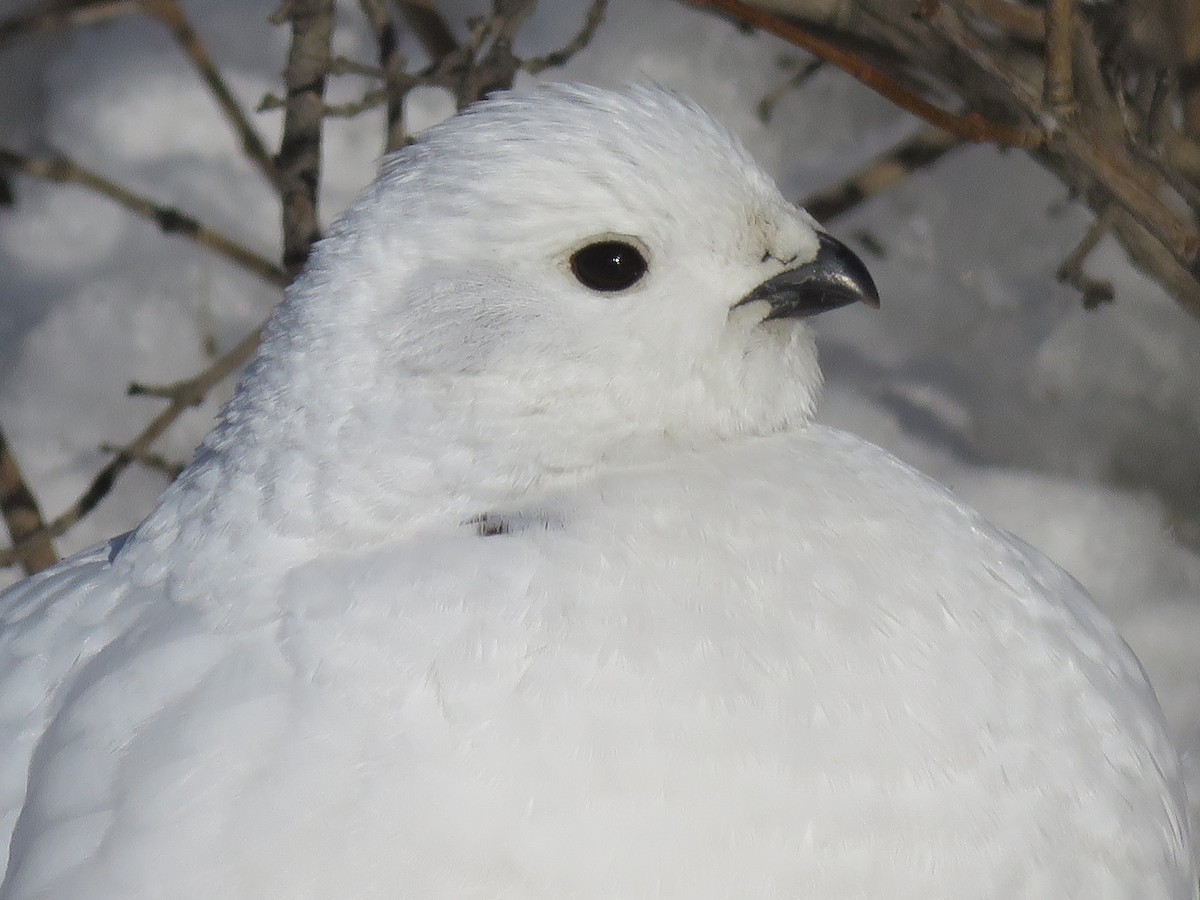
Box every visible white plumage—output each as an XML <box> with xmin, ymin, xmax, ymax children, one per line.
<box><xmin>0</xmin><ymin>84</ymin><xmax>1194</xmax><ymax>899</ymax></box>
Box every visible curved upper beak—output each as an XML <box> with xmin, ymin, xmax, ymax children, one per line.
<box><xmin>734</xmin><ymin>232</ymin><xmax>880</xmax><ymax>320</ymax></box>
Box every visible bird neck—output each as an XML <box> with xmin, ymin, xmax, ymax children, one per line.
<box><xmin>121</xmin><ymin>336</ymin><xmax>581</xmax><ymax>586</ymax></box>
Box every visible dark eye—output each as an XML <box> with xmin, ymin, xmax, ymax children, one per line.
<box><xmin>569</xmin><ymin>240</ymin><xmax>648</xmax><ymax>292</ymax></box>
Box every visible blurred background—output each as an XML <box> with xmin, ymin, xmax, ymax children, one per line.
<box><xmin>1</xmin><ymin>0</ymin><xmax>1198</xmax><ymax>818</ymax></box>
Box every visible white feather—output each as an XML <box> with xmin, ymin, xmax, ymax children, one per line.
<box><xmin>0</xmin><ymin>83</ymin><xmax>1193</xmax><ymax>899</ymax></box>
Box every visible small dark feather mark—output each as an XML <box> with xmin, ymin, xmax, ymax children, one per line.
<box><xmin>469</xmin><ymin>513</ymin><xmax>511</xmax><ymax>537</ymax></box>
<box><xmin>761</xmin><ymin>250</ymin><xmax>800</xmax><ymax>266</ymax></box>
<box><xmin>466</xmin><ymin>510</ymin><xmax>564</xmax><ymax>537</ymax></box>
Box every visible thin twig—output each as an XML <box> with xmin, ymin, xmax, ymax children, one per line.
<box><xmin>359</xmin><ymin>0</ymin><xmax>409</xmax><ymax>151</ymax></box>
<box><xmin>924</xmin><ymin>2</ymin><xmax>1200</xmax><ymax>278</ymax></box>
<box><xmin>142</xmin><ymin>0</ymin><xmax>282</xmax><ymax>192</ymax></box>
<box><xmin>328</xmin><ymin>55</ymin><xmax>386</xmax><ymax>79</ymax></box>
<box><xmin>320</xmin><ymin>90</ymin><xmax>394</xmax><ymax>118</ymax></box>
<box><xmin>0</xmin><ymin>0</ymin><xmax>139</xmax><ymax>50</ymax></box>
<box><xmin>802</xmin><ymin>126</ymin><xmax>964</xmax><ymax>223</ymax></box>
<box><xmin>1057</xmin><ymin>204</ymin><xmax>1117</xmax><ymax>308</ymax></box>
<box><xmin>0</xmin><ymin>326</ymin><xmax>263</xmax><ymax>570</ymax></box>
<box><xmin>260</xmin><ymin>87</ymin><xmax>401</xmax><ymax>118</ymax></box>
<box><xmin>454</xmin><ymin>0</ymin><xmax>538</xmax><ymax>107</ymax></box>
<box><xmin>273</xmin><ymin>0</ymin><xmax>335</xmax><ymax>279</ymax></box>
<box><xmin>0</xmin><ymin>146</ymin><xmax>287</xmax><ymax>286</ymax></box>
<box><xmin>758</xmin><ymin>58</ymin><xmax>823</xmax><ymax>123</ymax></box>
<box><xmin>687</xmin><ymin>0</ymin><xmax>1044</xmax><ymax>148</ymax></box>
<box><xmin>523</xmin><ymin>0</ymin><xmax>607</xmax><ymax>74</ymax></box>
<box><xmin>98</xmin><ymin>443</ymin><xmax>186</xmax><ymax>479</ymax></box>
<box><xmin>394</xmin><ymin>0</ymin><xmax>460</xmax><ymax>60</ymax></box>
<box><xmin>0</xmin><ymin>425</ymin><xmax>58</xmax><ymax>574</ymax></box>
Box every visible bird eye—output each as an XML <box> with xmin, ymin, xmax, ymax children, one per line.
<box><xmin>569</xmin><ymin>240</ymin><xmax>648</xmax><ymax>292</ymax></box>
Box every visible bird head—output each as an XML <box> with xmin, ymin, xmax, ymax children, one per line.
<box><xmin>221</xmin><ymin>84</ymin><xmax>878</xmax><ymax>528</ymax></box>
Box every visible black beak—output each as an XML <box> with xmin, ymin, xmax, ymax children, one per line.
<box><xmin>734</xmin><ymin>232</ymin><xmax>880</xmax><ymax>320</ymax></box>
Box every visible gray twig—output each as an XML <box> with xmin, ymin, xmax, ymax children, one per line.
<box><xmin>802</xmin><ymin>126</ymin><xmax>964</xmax><ymax>224</ymax></box>
<box><xmin>143</xmin><ymin>0</ymin><xmax>282</xmax><ymax>192</ymax></box>
<box><xmin>273</xmin><ymin>0</ymin><xmax>335</xmax><ymax>279</ymax></box>
<box><xmin>0</xmin><ymin>146</ymin><xmax>287</xmax><ymax>286</ymax></box>
<box><xmin>0</xmin><ymin>425</ymin><xmax>58</xmax><ymax>575</ymax></box>
<box><xmin>394</xmin><ymin>0</ymin><xmax>459</xmax><ymax>60</ymax></box>
<box><xmin>0</xmin><ymin>326</ymin><xmax>264</xmax><ymax>571</ymax></box>
<box><xmin>0</xmin><ymin>0</ymin><xmax>139</xmax><ymax>50</ymax></box>
<box><xmin>359</xmin><ymin>0</ymin><xmax>409</xmax><ymax>151</ymax></box>
<box><xmin>523</xmin><ymin>0</ymin><xmax>608</xmax><ymax>74</ymax></box>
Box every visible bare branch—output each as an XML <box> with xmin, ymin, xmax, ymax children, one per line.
<box><xmin>98</xmin><ymin>443</ymin><xmax>186</xmax><ymax>479</ymax></box>
<box><xmin>328</xmin><ymin>55</ymin><xmax>386</xmax><ymax>79</ymax></box>
<box><xmin>0</xmin><ymin>425</ymin><xmax>58</xmax><ymax>575</ymax></box>
<box><xmin>0</xmin><ymin>325</ymin><xmax>264</xmax><ymax>570</ymax></box>
<box><xmin>0</xmin><ymin>0</ymin><xmax>139</xmax><ymax>50</ymax></box>
<box><xmin>273</xmin><ymin>0</ymin><xmax>335</xmax><ymax>279</ymax></box>
<box><xmin>142</xmin><ymin>0</ymin><xmax>282</xmax><ymax>192</ymax></box>
<box><xmin>523</xmin><ymin>0</ymin><xmax>608</xmax><ymax>74</ymax></box>
<box><xmin>923</xmin><ymin>2</ymin><xmax>1200</xmax><ymax>279</ymax></box>
<box><xmin>758</xmin><ymin>58</ymin><xmax>823</xmax><ymax>123</ymax></box>
<box><xmin>801</xmin><ymin>126</ymin><xmax>964</xmax><ymax>223</ymax></box>
<box><xmin>687</xmin><ymin>0</ymin><xmax>1045</xmax><ymax>148</ymax></box>
<box><xmin>0</xmin><ymin>145</ymin><xmax>287</xmax><ymax>286</ymax></box>
<box><xmin>1057</xmin><ymin>204</ymin><xmax>1117</xmax><ymax>308</ymax></box>
<box><xmin>1043</xmin><ymin>0</ymin><xmax>1077</xmax><ymax>115</ymax></box>
<box><xmin>359</xmin><ymin>0</ymin><xmax>410</xmax><ymax>151</ymax></box>
<box><xmin>452</xmin><ymin>0</ymin><xmax>538</xmax><ymax>107</ymax></box>
<box><xmin>394</xmin><ymin>0</ymin><xmax>460</xmax><ymax>60</ymax></box>
<box><xmin>734</xmin><ymin>0</ymin><xmax>1200</xmax><ymax>316</ymax></box>
<box><xmin>320</xmin><ymin>90</ymin><xmax>395</xmax><ymax>118</ymax></box>
<box><xmin>958</xmin><ymin>0</ymin><xmax>1044</xmax><ymax>42</ymax></box>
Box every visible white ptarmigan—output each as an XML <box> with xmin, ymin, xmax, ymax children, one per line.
<box><xmin>0</xmin><ymin>84</ymin><xmax>1194</xmax><ymax>900</ymax></box>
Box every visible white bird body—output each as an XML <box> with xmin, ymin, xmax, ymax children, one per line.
<box><xmin>0</xmin><ymin>84</ymin><xmax>1194</xmax><ymax>898</ymax></box>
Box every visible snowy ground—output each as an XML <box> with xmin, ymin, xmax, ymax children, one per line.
<box><xmin>2</xmin><ymin>0</ymin><xmax>1199</xmax><ymax>818</ymax></box>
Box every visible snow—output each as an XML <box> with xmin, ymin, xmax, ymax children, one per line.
<box><xmin>1</xmin><ymin>0</ymin><xmax>1198</xmax><ymax>822</ymax></box>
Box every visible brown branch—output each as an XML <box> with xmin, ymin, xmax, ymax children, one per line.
<box><xmin>802</xmin><ymin>126</ymin><xmax>964</xmax><ymax>223</ymax></box>
<box><xmin>1178</xmin><ymin>0</ymin><xmax>1200</xmax><ymax>135</ymax></box>
<box><xmin>0</xmin><ymin>325</ymin><xmax>264</xmax><ymax>571</ymax></box>
<box><xmin>142</xmin><ymin>0</ymin><xmax>282</xmax><ymax>192</ymax></box>
<box><xmin>958</xmin><ymin>0</ymin><xmax>1044</xmax><ymax>42</ymax></box>
<box><xmin>1166</xmin><ymin>129</ymin><xmax>1200</xmax><ymax>184</ymax></box>
<box><xmin>0</xmin><ymin>146</ymin><xmax>287</xmax><ymax>286</ymax></box>
<box><xmin>686</xmin><ymin>0</ymin><xmax>1044</xmax><ymax>148</ymax></box>
<box><xmin>737</xmin><ymin>0</ymin><xmax>1200</xmax><ymax>316</ymax></box>
<box><xmin>1043</xmin><ymin>0</ymin><xmax>1076</xmax><ymax>114</ymax></box>
<box><xmin>0</xmin><ymin>425</ymin><xmax>58</xmax><ymax>575</ymax></box>
<box><xmin>272</xmin><ymin>0</ymin><xmax>335</xmax><ymax>279</ymax></box>
<box><xmin>924</xmin><ymin>2</ymin><xmax>1200</xmax><ymax>280</ymax></box>
<box><xmin>1056</xmin><ymin>204</ymin><xmax>1117</xmax><ymax>308</ymax></box>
